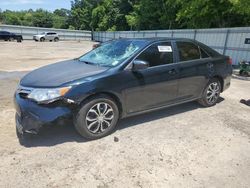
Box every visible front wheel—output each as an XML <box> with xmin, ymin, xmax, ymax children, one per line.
<box><xmin>54</xmin><ymin>37</ymin><xmax>59</xmax><ymax>42</ymax></box>
<box><xmin>40</xmin><ymin>37</ymin><xmax>45</xmax><ymax>42</ymax></box>
<box><xmin>74</xmin><ymin>95</ymin><xmax>119</xmax><ymax>140</ymax></box>
<box><xmin>198</xmin><ymin>78</ymin><xmax>221</xmax><ymax>107</ymax></box>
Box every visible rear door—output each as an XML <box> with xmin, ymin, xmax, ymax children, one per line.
<box><xmin>175</xmin><ymin>41</ymin><xmax>211</xmax><ymax>100</ymax></box>
<box><xmin>45</xmin><ymin>33</ymin><xmax>52</xmax><ymax>40</ymax></box>
<box><xmin>124</xmin><ymin>41</ymin><xmax>179</xmax><ymax>113</ymax></box>
<box><xmin>0</xmin><ymin>31</ymin><xmax>3</xmax><ymax>40</ymax></box>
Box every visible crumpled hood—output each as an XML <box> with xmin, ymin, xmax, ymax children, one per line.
<box><xmin>20</xmin><ymin>59</ymin><xmax>108</xmax><ymax>87</ymax></box>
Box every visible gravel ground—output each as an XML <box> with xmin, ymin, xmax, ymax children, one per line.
<box><xmin>0</xmin><ymin>41</ymin><xmax>249</xmax><ymax>188</ymax></box>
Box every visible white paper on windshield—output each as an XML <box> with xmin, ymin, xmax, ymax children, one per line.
<box><xmin>157</xmin><ymin>46</ymin><xmax>172</xmax><ymax>52</ymax></box>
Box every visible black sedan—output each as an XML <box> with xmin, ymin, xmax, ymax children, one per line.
<box><xmin>0</xmin><ymin>31</ymin><xmax>23</xmax><ymax>42</ymax></box>
<box><xmin>14</xmin><ymin>38</ymin><xmax>232</xmax><ymax>140</ymax></box>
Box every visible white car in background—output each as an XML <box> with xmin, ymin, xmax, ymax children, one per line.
<box><xmin>33</xmin><ymin>32</ymin><xmax>59</xmax><ymax>42</ymax></box>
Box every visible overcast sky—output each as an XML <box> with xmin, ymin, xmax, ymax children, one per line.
<box><xmin>0</xmin><ymin>0</ymin><xmax>72</xmax><ymax>11</ymax></box>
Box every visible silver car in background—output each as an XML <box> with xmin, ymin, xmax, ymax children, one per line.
<box><xmin>33</xmin><ymin>32</ymin><xmax>59</xmax><ymax>42</ymax></box>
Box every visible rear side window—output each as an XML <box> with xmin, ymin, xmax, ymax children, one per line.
<box><xmin>136</xmin><ymin>42</ymin><xmax>173</xmax><ymax>67</ymax></box>
<box><xmin>177</xmin><ymin>42</ymin><xmax>200</xmax><ymax>61</ymax></box>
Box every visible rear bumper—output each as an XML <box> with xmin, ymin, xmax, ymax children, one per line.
<box><xmin>223</xmin><ymin>75</ymin><xmax>231</xmax><ymax>92</ymax></box>
<box><xmin>222</xmin><ymin>65</ymin><xmax>233</xmax><ymax>92</ymax></box>
<box><xmin>14</xmin><ymin>93</ymin><xmax>73</xmax><ymax>134</ymax></box>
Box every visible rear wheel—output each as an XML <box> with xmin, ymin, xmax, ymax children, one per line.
<box><xmin>198</xmin><ymin>78</ymin><xmax>221</xmax><ymax>107</ymax></box>
<box><xmin>74</xmin><ymin>95</ymin><xmax>119</xmax><ymax>140</ymax></box>
<box><xmin>17</xmin><ymin>37</ymin><xmax>22</xmax><ymax>43</ymax></box>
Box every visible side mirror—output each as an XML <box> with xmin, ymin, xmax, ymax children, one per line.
<box><xmin>132</xmin><ymin>60</ymin><xmax>149</xmax><ymax>71</ymax></box>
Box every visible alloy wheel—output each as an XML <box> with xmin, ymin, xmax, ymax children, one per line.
<box><xmin>206</xmin><ymin>82</ymin><xmax>220</xmax><ymax>104</ymax></box>
<box><xmin>85</xmin><ymin>102</ymin><xmax>114</xmax><ymax>134</ymax></box>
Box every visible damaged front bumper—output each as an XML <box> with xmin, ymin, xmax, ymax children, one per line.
<box><xmin>14</xmin><ymin>92</ymin><xmax>73</xmax><ymax>135</ymax></box>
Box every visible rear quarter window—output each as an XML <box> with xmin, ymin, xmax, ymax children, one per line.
<box><xmin>200</xmin><ymin>47</ymin><xmax>210</xmax><ymax>58</ymax></box>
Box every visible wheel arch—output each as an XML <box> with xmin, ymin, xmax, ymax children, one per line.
<box><xmin>213</xmin><ymin>75</ymin><xmax>224</xmax><ymax>92</ymax></box>
<box><xmin>79</xmin><ymin>92</ymin><xmax>123</xmax><ymax>117</ymax></box>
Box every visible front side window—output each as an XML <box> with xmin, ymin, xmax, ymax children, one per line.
<box><xmin>136</xmin><ymin>42</ymin><xmax>173</xmax><ymax>67</ymax></box>
<box><xmin>79</xmin><ymin>39</ymin><xmax>149</xmax><ymax>67</ymax></box>
<box><xmin>177</xmin><ymin>42</ymin><xmax>200</xmax><ymax>61</ymax></box>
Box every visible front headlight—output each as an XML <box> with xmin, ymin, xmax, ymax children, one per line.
<box><xmin>27</xmin><ymin>86</ymin><xmax>71</xmax><ymax>103</ymax></box>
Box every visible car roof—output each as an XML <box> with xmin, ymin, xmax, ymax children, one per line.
<box><xmin>118</xmin><ymin>37</ymin><xmax>195</xmax><ymax>42</ymax></box>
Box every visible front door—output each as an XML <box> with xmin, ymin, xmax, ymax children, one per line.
<box><xmin>124</xmin><ymin>41</ymin><xmax>179</xmax><ymax>114</ymax></box>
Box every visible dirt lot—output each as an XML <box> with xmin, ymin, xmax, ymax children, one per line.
<box><xmin>0</xmin><ymin>41</ymin><xmax>249</xmax><ymax>188</ymax></box>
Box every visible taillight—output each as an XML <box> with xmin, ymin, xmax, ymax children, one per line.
<box><xmin>227</xmin><ymin>58</ymin><xmax>232</xmax><ymax>65</ymax></box>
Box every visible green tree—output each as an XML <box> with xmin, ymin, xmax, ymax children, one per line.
<box><xmin>176</xmin><ymin>0</ymin><xmax>237</xmax><ymax>28</ymax></box>
<box><xmin>229</xmin><ymin>0</ymin><xmax>250</xmax><ymax>26</ymax></box>
<box><xmin>21</xmin><ymin>10</ymin><xmax>34</xmax><ymax>26</ymax></box>
<box><xmin>70</xmin><ymin>0</ymin><xmax>101</xmax><ymax>30</ymax></box>
<box><xmin>91</xmin><ymin>0</ymin><xmax>133</xmax><ymax>31</ymax></box>
<box><xmin>53</xmin><ymin>9</ymin><xmax>70</xmax><ymax>29</ymax></box>
<box><xmin>125</xmin><ymin>0</ymin><xmax>180</xmax><ymax>30</ymax></box>
<box><xmin>0</xmin><ymin>0</ymin><xmax>249</xmax><ymax>30</ymax></box>
<box><xmin>2</xmin><ymin>10</ymin><xmax>21</xmax><ymax>25</ymax></box>
<box><xmin>0</xmin><ymin>9</ymin><xmax>3</xmax><ymax>24</ymax></box>
<box><xmin>32</xmin><ymin>9</ymin><xmax>53</xmax><ymax>28</ymax></box>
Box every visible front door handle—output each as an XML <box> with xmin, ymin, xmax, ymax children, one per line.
<box><xmin>168</xmin><ymin>69</ymin><xmax>177</xmax><ymax>75</ymax></box>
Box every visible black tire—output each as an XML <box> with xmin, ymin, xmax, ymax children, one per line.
<box><xmin>198</xmin><ymin>78</ymin><xmax>221</xmax><ymax>107</ymax></box>
<box><xmin>54</xmin><ymin>37</ymin><xmax>59</xmax><ymax>42</ymax></box>
<box><xmin>17</xmin><ymin>38</ymin><xmax>22</xmax><ymax>43</ymax></box>
<box><xmin>15</xmin><ymin>114</ymin><xmax>32</xmax><ymax>145</ymax></box>
<box><xmin>40</xmin><ymin>37</ymin><xmax>45</xmax><ymax>42</ymax></box>
<box><xmin>74</xmin><ymin>95</ymin><xmax>119</xmax><ymax>140</ymax></box>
